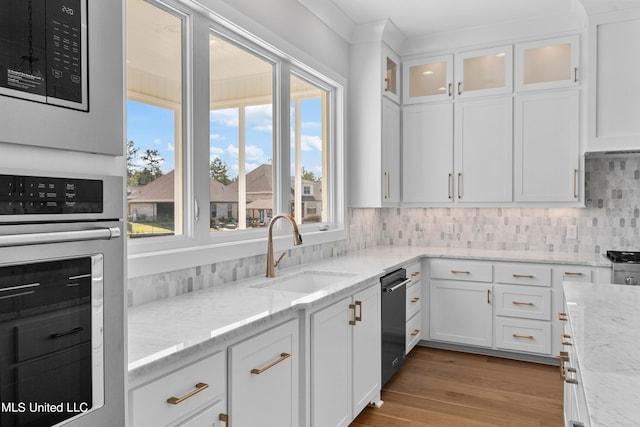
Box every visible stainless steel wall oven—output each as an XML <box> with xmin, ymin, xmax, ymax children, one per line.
<box><xmin>0</xmin><ymin>172</ymin><xmax>124</xmax><ymax>427</ymax></box>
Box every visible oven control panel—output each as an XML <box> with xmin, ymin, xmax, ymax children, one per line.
<box><xmin>0</xmin><ymin>174</ymin><xmax>103</xmax><ymax>215</ymax></box>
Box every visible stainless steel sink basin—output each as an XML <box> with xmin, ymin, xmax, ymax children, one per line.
<box><xmin>252</xmin><ymin>270</ymin><xmax>357</xmax><ymax>293</ymax></box>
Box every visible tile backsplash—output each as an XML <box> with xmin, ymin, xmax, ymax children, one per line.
<box><xmin>129</xmin><ymin>156</ymin><xmax>638</xmax><ymax>306</ymax></box>
<box><xmin>350</xmin><ymin>156</ymin><xmax>640</xmax><ymax>254</ymax></box>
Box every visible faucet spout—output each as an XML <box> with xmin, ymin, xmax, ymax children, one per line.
<box><xmin>266</xmin><ymin>213</ymin><xmax>302</xmax><ymax>277</ymax></box>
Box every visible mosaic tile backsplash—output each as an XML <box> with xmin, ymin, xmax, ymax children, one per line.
<box><xmin>128</xmin><ymin>156</ymin><xmax>638</xmax><ymax>306</ymax></box>
<box><xmin>350</xmin><ymin>156</ymin><xmax>640</xmax><ymax>253</ymax></box>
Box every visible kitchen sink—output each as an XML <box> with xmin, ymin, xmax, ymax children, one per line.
<box><xmin>252</xmin><ymin>270</ymin><xmax>357</xmax><ymax>293</ymax></box>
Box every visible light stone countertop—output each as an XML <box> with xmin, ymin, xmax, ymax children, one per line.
<box><xmin>127</xmin><ymin>245</ymin><xmax>611</xmax><ymax>380</ymax></box>
<box><xmin>563</xmin><ymin>282</ymin><xmax>640</xmax><ymax>427</ymax></box>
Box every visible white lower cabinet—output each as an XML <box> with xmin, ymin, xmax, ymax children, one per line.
<box><xmin>130</xmin><ymin>351</ymin><xmax>227</xmax><ymax>427</ymax></box>
<box><xmin>429</xmin><ymin>259</ymin><xmax>608</xmax><ymax>361</ymax></box>
<box><xmin>430</xmin><ymin>279</ymin><xmax>493</xmax><ymax>348</ymax></box>
<box><xmin>228</xmin><ymin>319</ymin><xmax>298</xmax><ymax>427</ymax></box>
<box><xmin>310</xmin><ymin>283</ymin><xmax>381</xmax><ymax>427</ymax></box>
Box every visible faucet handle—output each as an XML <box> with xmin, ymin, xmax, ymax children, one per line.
<box><xmin>274</xmin><ymin>252</ymin><xmax>286</xmax><ymax>268</ymax></box>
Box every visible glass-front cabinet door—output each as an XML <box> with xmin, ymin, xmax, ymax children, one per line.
<box><xmin>515</xmin><ymin>35</ymin><xmax>580</xmax><ymax>91</ymax></box>
<box><xmin>455</xmin><ymin>45</ymin><xmax>513</xmax><ymax>99</ymax></box>
<box><xmin>383</xmin><ymin>44</ymin><xmax>400</xmax><ymax>103</ymax></box>
<box><xmin>403</xmin><ymin>55</ymin><xmax>453</xmax><ymax>104</ymax></box>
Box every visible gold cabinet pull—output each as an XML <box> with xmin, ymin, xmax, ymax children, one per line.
<box><xmin>564</xmin><ymin>367</ymin><xmax>579</xmax><ymax>384</ymax></box>
<box><xmin>561</xmin><ymin>333</ymin><xmax>573</xmax><ymax>346</ymax></box>
<box><xmin>219</xmin><ymin>413</ymin><xmax>229</xmax><ymax>427</ymax></box>
<box><xmin>512</xmin><ymin>333</ymin><xmax>534</xmax><ymax>340</ymax></box>
<box><xmin>349</xmin><ymin>304</ymin><xmax>357</xmax><ymax>325</ymax></box>
<box><xmin>558</xmin><ymin>312</ymin><xmax>568</xmax><ymax>321</ymax></box>
<box><xmin>487</xmin><ymin>289</ymin><xmax>491</xmax><ymax>304</ymax></box>
<box><xmin>166</xmin><ymin>382</ymin><xmax>209</xmax><ymax>405</ymax></box>
<box><xmin>512</xmin><ymin>274</ymin><xmax>534</xmax><ymax>279</ymax></box>
<box><xmin>564</xmin><ymin>272</ymin><xmax>583</xmax><ymax>276</ymax></box>
<box><xmin>411</xmin><ymin>329</ymin><xmax>420</xmax><ymax>337</ymax></box>
<box><xmin>574</xmin><ymin>67</ymin><xmax>578</xmax><ymax>83</ymax></box>
<box><xmin>457</xmin><ymin>82</ymin><xmax>462</xmax><ymax>95</ymax></box>
<box><xmin>448</xmin><ymin>83</ymin><xmax>452</xmax><ymax>96</ymax></box>
<box><xmin>411</xmin><ymin>271</ymin><xmax>421</xmax><ymax>277</ymax></box>
<box><xmin>448</xmin><ymin>173</ymin><xmax>453</xmax><ymax>199</ymax></box>
<box><xmin>451</xmin><ymin>269</ymin><xmax>470</xmax><ymax>275</ymax></box>
<box><xmin>355</xmin><ymin>300</ymin><xmax>363</xmax><ymax>322</ymax></box>
<box><xmin>457</xmin><ymin>173</ymin><xmax>462</xmax><ymax>199</ymax></box>
<box><xmin>559</xmin><ymin>351</ymin><xmax>569</xmax><ymax>379</ymax></box>
<box><xmin>251</xmin><ymin>353</ymin><xmax>291</xmax><ymax>375</ymax></box>
<box><xmin>512</xmin><ymin>301</ymin><xmax>534</xmax><ymax>306</ymax></box>
<box><xmin>411</xmin><ymin>297</ymin><xmax>420</xmax><ymax>303</ymax></box>
<box><xmin>384</xmin><ymin>171</ymin><xmax>391</xmax><ymax>199</ymax></box>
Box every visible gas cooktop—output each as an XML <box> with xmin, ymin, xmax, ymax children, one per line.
<box><xmin>606</xmin><ymin>250</ymin><xmax>640</xmax><ymax>263</ymax></box>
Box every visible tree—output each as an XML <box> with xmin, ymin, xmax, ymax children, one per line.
<box><xmin>127</xmin><ymin>140</ymin><xmax>165</xmax><ymax>186</ymax></box>
<box><xmin>301</xmin><ymin>166</ymin><xmax>319</xmax><ymax>182</ymax></box>
<box><xmin>210</xmin><ymin>158</ymin><xmax>231</xmax><ymax>185</ymax></box>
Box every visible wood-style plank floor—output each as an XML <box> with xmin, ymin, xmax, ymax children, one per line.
<box><xmin>351</xmin><ymin>346</ymin><xmax>563</xmax><ymax>427</ymax></box>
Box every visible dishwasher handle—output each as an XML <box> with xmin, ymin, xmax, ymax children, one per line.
<box><xmin>383</xmin><ymin>278</ymin><xmax>410</xmax><ymax>293</ymax></box>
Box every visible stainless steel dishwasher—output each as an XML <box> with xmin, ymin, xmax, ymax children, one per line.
<box><xmin>381</xmin><ymin>268</ymin><xmax>409</xmax><ymax>386</ymax></box>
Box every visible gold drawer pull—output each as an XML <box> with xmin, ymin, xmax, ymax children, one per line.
<box><xmin>512</xmin><ymin>274</ymin><xmax>534</xmax><ymax>279</ymax></box>
<box><xmin>512</xmin><ymin>333</ymin><xmax>534</xmax><ymax>340</ymax></box>
<box><xmin>251</xmin><ymin>353</ymin><xmax>291</xmax><ymax>375</ymax></box>
<box><xmin>512</xmin><ymin>301</ymin><xmax>534</xmax><ymax>306</ymax></box>
<box><xmin>559</xmin><ymin>351</ymin><xmax>569</xmax><ymax>379</ymax></box>
<box><xmin>219</xmin><ymin>413</ymin><xmax>229</xmax><ymax>427</ymax></box>
<box><xmin>411</xmin><ymin>297</ymin><xmax>420</xmax><ymax>303</ymax></box>
<box><xmin>166</xmin><ymin>382</ymin><xmax>209</xmax><ymax>405</ymax></box>
<box><xmin>355</xmin><ymin>300</ymin><xmax>363</xmax><ymax>322</ymax></box>
<box><xmin>564</xmin><ymin>272</ymin><xmax>583</xmax><ymax>276</ymax></box>
<box><xmin>411</xmin><ymin>271</ymin><xmax>421</xmax><ymax>277</ymax></box>
<box><xmin>561</xmin><ymin>333</ymin><xmax>573</xmax><ymax>346</ymax></box>
<box><xmin>411</xmin><ymin>329</ymin><xmax>420</xmax><ymax>337</ymax></box>
<box><xmin>564</xmin><ymin>367</ymin><xmax>579</xmax><ymax>384</ymax></box>
<box><xmin>451</xmin><ymin>270</ymin><xmax>470</xmax><ymax>274</ymax></box>
<box><xmin>558</xmin><ymin>312</ymin><xmax>568</xmax><ymax>321</ymax></box>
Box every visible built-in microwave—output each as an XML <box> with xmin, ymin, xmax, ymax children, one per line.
<box><xmin>0</xmin><ymin>0</ymin><xmax>88</xmax><ymax>110</ymax></box>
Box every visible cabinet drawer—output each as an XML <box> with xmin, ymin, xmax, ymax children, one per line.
<box><xmin>494</xmin><ymin>318</ymin><xmax>551</xmax><ymax>355</ymax></box>
<box><xmin>406</xmin><ymin>312</ymin><xmax>422</xmax><ymax>354</ymax></box>
<box><xmin>494</xmin><ymin>285</ymin><xmax>551</xmax><ymax>320</ymax></box>
<box><xmin>495</xmin><ymin>264</ymin><xmax>551</xmax><ymax>287</ymax></box>
<box><xmin>430</xmin><ymin>259</ymin><xmax>493</xmax><ymax>282</ymax></box>
<box><xmin>131</xmin><ymin>351</ymin><xmax>226</xmax><ymax>427</ymax></box>
<box><xmin>556</xmin><ymin>266</ymin><xmax>593</xmax><ymax>283</ymax></box>
<box><xmin>406</xmin><ymin>280</ymin><xmax>421</xmax><ymax>320</ymax></box>
<box><xmin>406</xmin><ymin>262</ymin><xmax>422</xmax><ymax>283</ymax></box>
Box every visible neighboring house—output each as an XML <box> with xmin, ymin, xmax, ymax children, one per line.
<box><xmin>128</xmin><ymin>164</ymin><xmax>323</xmax><ymax>225</ymax></box>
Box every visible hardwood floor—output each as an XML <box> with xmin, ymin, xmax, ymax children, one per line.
<box><xmin>351</xmin><ymin>346</ymin><xmax>564</xmax><ymax>427</ymax></box>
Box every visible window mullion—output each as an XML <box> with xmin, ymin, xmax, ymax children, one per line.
<box><xmin>276</xmin><ymin>62</ymin><xmax>291</xmax><ymax>217</ymax></box>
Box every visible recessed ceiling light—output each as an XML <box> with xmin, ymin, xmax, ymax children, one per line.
<box><xmin>422</xmin><ymin>70</ymin><xmax>434</xmax><ymax>76</ymax></box>
<box><xmin>495</xmin><ymin>52</ymin><xmax>506</xmax><ymax>58</ymax></box>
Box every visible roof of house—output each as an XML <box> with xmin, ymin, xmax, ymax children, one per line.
<box><xmin>128</xmin><ymin>164</ymin><xmax>322</xmax><ymax>204</ymax></box>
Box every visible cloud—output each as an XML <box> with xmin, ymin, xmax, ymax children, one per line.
<box><xmin>210</xmin><ymin>146</ymin><xmax>224</xmax><ymax>157</ymax></box>
<box><xmin>210</xmin><ymin>133</ymin><xmax>226</xmax><ymax>141</ymax></box>
<box><xmin>210</xmin><ymin>108</ymin><xmax>239</xmax><ymax>127</ymax></box>
<box><xmin>167</xmin><ymin>143</ymin><xmax>174</xmax><ymax>152</ymax></box>
<box><xmin>246</xmin><ymin>105</ymin><xmax>273</xmax><ymax>133</ymax></box>
<box><xmin>301</xmin><ymin>135</ymin><xmax>322</xmax><ymax>152</ymax></box>
<box><xmin>153</xmin><ymin>138</ymin><xmax>162</xmax><ymax>146</ymax></box>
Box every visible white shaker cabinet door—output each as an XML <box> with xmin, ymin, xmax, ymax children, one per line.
<box><xmin>403</xmin><ymin>103</ymin><xmax>454</xmax><ymax>203</ymax></box>
<box><xmin>514</xmin><ymin>90</ymin><xmax>580</xmax><ymax>202</ymax></box>
<box><xmin>454</xmin><ymin>97</ymin><xmax>513</xmax><ymax>203</ymax></box>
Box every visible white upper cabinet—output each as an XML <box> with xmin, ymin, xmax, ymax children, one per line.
<box><xmin>382</xmin><ymin>98</ymin><xmax>401</xmax><ymax>204</ymax></box>
<box><xmin>403</xmin><ymin>55</ymin><xmax>454</xmax><ymax>104</ymax></box>
<box><xmin>588</xmin><ymin>9</ymin><xmax>640</xmax><ymax>152</ymax></box>
<box><xmin>383</xmin><ymin>45</ymin><xmax>401</xmax><ymax>103</ymax></box>
<box><xmin>515</xmin><ymin>36</ymin><xmax>580</xmax><ymax>92</ymax></box>
<box><xmin>455</xmin><ymin>45</ymin><xmax>513</xmax><ymax>99</ymax></box>
<box><xmin>514</xmin><ymin>90</ymin><xmax>580</xmax><ymax>202</ymax></box>
<box><xmin>454</xmin><ymin>97</ymin><xmax>513</xmax><ymax>203</ymax></box>
<box><xmin>402</xmin><ymin>103</ymin><xmax>454</xmax><ymax>203</ymax></box>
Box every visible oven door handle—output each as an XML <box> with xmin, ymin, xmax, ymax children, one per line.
<box><xmin>0</xmin><ymin>227</ymin><xmax>121</xmax><ymax>247</ymax></box>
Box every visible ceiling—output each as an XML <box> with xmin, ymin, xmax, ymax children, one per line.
<box><xmin>299</xmin><ymin>0</ymin><xmax>640</xmax><ymax>42</ymax></box>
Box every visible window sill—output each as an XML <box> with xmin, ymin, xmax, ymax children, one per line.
<box><xmin>127</xmin><ymin>227</ymin><xmax>347</xmax><ymax>279</ymax></box>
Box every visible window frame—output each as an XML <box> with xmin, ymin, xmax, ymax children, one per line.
<box><xmin>126</xmin><ymin>0</ymin><xmax>346</xmax><ymax>278</ymax></box>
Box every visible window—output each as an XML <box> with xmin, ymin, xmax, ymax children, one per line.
<box><xmin>209</xmin><ymin>34</ymin><xmax>274</xmax><ymax>231</ymax></box>
<box><xmin>290</xmin><ymin>74</ymin><xmax>328</xmax><ymax>224</ymax></box>
<box><xmin>126</xmin><ymin>0</ymin><xmax>184</xmax><ymax>238</ymax></box>
<box><xmin>125</xmin><ymin>0</ymin><xmax>344</xmax><ymax>272</ymax></box>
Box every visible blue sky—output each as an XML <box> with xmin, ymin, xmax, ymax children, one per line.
<box><xmin>127</xmin><ymin>98</ymin><xmax>324</xmax><ymax>179</ymax></box>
